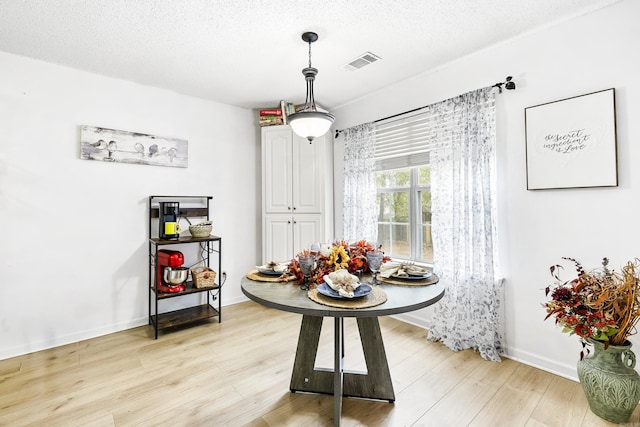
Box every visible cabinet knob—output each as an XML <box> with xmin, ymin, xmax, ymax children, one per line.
<box><xmin>288</xmin><ymin>220</ymin><xmax>291</xmax><ymax>224</ymax></box>
<box><xmin>293</xmin><ymin>207</ymin><xmax>297</xmax><ymax>210</ymax></box>
<box><xmin>293</xmin><ymin>220</ymin><xmax>297</xmax><ymax>224</ymax></box>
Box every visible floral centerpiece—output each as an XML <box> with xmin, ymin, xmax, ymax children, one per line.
<box><xmin>287</xmin><ymin>240</ymin><xmax>389</xmax><ymax>288</ymax></box>
<box><xmin>544</xmin><ymin>257</ymin><xmax>640</xmax><ymax>355</ymax></box>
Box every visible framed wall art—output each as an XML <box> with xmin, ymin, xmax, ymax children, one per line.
<box><xmin>525</xmin><ymin>88</ymin><xmax>617</xmax><ymax>190</ymax></box>
<box><xmin>80</xmin><ymin>125</ymin><xmax>188</xmax><ymax>168</ymax></box>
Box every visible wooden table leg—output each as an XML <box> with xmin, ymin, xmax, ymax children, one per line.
<box><xmin>334</xmin><ymin>317</ymin><xmax>343</xmax><ymax>426</ymax></box>
<box><xmin>352</xmin><ymin>317</ymin><xmax>395</xmax><ymax>402</ymax></box>
<box><xmin>290</xmin><ymin>315</ymin><xmax>326</xmax><ymax>392</ymax></box>
<box><xmin>289</xmin><ymin>315</ymin><xmax>396</xmax><ymax>403</ymax></box>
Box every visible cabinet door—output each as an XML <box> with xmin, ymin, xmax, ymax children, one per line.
<box><xmin>263</xmin><ymin>128</ymin><xmax>293</xmax><ymax>214</ymax></box>
<box><xmin>292</xmin><ymin>214</ymin><xmax>324</xmax><ymax>256</ymax></box>
<box><xmin>292</xmin><ymin>133</ymin><xmax>325</xmax><ymax>213</ymax></box>
<box><xmin>264</xmin><ymin>214</ymin><xmax>295</xmax><ymax>263</ymax></box>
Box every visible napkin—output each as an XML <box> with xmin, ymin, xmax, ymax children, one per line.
<box><xmin>379</xmin><ymin>262</ymin><xmax>429</xmax><ymax>278</ymax></box>
<box><xmin>255</xmin><ymin>261</ymin><xmax>288</xmax><ymax>273</ymax></box>
<box><xmin>325</xmin><ymin>270</ymin><xmax>360</xmax><ymax>298</ymax></box>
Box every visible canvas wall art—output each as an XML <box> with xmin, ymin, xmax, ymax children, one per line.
<box><xmin>80</xmin><ymin>126</ymin><xmax>188</xmax><ymax>168</ymax></box>
<box><xmin>525</xmin><ymin>88</ymin><xmax>617</xmax><ymax>190</ymax></box>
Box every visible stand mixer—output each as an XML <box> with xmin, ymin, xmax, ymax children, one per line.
<box><xmin>156</xmin><ymin>249</ymin><xmax>188</xmax><ymax>293</ymax></box>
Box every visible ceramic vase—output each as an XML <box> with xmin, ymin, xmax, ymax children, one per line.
<box><xmin>577</xmin><ymin>338</ymin><xmax>640</xmax><ymax>424</ymax></box>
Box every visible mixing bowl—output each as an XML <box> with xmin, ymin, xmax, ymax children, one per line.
<box><xmin>163</xmin><ymin>267</ymin><xmax>189</xmax><ymax>285</ymax></box>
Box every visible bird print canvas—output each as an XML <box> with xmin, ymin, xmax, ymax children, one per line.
<box><xmin>80</xmin><ymin>125</ymin><xmax>188</xmax><ymax>168</ymax></box>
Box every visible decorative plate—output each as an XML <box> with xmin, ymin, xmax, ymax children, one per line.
<box><xmin>392</xmin><ymin>272</ymin><xmax>432</xmax><ymax>280</ymax></box>
<box><xmin>317</xmin><ymin>282</ymin><xmax>372</xmax><ymax>299</ymax></box>
<box><xmin>258</xmin><ymin>268</ymin><xmax>282</xmax><ymax>276</ymax></box>
<box><xmin>409</xmin><ymin>271</ymin><xmax>432</xmax><ymax>278</ymax></box>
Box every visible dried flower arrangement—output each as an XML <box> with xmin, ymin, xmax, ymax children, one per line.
<box><xmin>544</xmin><ymin>257</ymin><xmax>640</xmax><ymax>356</ymax></box>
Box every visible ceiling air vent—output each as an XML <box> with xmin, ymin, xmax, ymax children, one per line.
<box><xmin>345</xmin><ymin>52</ymin><xmax>381</xmax><ymax>71</ymax></box>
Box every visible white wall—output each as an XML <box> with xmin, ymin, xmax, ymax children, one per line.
<box><xmin>332</xmin><ymin>0</ymin><xmax>640</xmax><ymax>380</ymax></box>
<box><xmin>0</xmin><ymin>52</ymin><xmax>260</xmax><ymax>360</ymax></box>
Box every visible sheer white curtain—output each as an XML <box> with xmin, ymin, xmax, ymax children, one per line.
<box><xmin>426</xmin><ymin>87</ymin><xmax>504</xmax><ymax>362</ymax></box>
<box><xmin>342</xmin><ymin>122</ymin><xmax>377</xmax><ymax>242</ymax></box>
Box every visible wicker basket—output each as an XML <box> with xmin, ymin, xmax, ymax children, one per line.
<box><xmin>189</xmin><ymin>222</ymin><xmax>212</xmax><ymax>238</ymax></box>
<box><xmin>191</xmin><ymin>266</ymin><xmax>217</xmax><ymax>288</ymax></box>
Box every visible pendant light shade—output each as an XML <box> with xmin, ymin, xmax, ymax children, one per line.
<box><xmin>287</xmin><ymin>32</ymin><xmax>335</xmax><ymax>142</ymax></box>
<box><xmin>289</xmin><ymin>110</ymin><xmax>334</xmax><ymax>141</ymax></box>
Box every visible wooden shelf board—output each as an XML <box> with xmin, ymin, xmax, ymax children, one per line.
<box><xmin>149</xmin><ymin>207</ymin><xmax>209</xmax><ymax>219</ymax></box>
<box><xmin>152</xmin><ymin>305</ymin><xmax>219</xmax><ymax>330</ymax></box>
<box><xmin>150</xmin><ymin>235</ymin><xmax>221</xmax><ymax>245</ymax></box>
<box><xmin>153</xmin><ymin>282</ymin><xmax>220</xmax><ymax>299</ymax></box>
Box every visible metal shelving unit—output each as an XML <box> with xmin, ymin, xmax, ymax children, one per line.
<box><xmin>148</xmin><ymin>196</ymin><xmax>222</xmax><ymax>339</ymax></box>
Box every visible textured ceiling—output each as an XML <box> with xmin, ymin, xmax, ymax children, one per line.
<box><xmin>0</xmin><ymin>0</ymin><xmax>621</xmax><ymax>110</ymax></box>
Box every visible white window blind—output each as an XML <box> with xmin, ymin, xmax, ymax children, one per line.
<box><xmin>374</xmin><ymin>95</ymin><xmax>495</xmax><ymax>171</ymax></box>
<box><xmin>375</xmin><ymin>113</ymin><xmax>430</xmax><ymax>170</ymax></box>
<box><xmin>374</xmin><ymin>112</ymin><xmax>431</xmax><ymax>171</ymax></box>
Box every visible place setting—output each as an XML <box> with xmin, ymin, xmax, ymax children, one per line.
<box><xmin>246</xmin><ymin>261</ymin><xmax>297</xmax><ymax>282</ymax></box>
<box><xmin>377</xmin><ymin>262</ymin><xmax>438</xmax><ymax>286</ymax></box>
<box><xmin>308</xmin><ymin>269</ymin><xmax>388</xmax><ymax>309</ymax></box>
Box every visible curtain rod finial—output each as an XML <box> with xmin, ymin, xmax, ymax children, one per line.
<box><xmin>504</xmin><ymin>76</ymin><xmax>516</xmax><ymax>90</ymax></box>
<box><xmin>493</xmin><ymin>76</ymin><xmax>516</xmax><ymax>93</ymax></box>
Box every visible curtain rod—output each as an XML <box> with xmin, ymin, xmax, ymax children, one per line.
<box><xmin>334</xmin><ymin>76</ymin><xmax>515</xmax><ymax>138</ymax></box>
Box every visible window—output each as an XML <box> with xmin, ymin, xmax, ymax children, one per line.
<box><xmin>376</xmin><ymin>166</ymin><xmax>432</xmax><ymax>262</ymax></box>
<box><xmin>374</xmin><ymin>111</ymin><xmax>434</xmax><ymax>263</ymax></box>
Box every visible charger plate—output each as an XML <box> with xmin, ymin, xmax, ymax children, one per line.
<box><xmin>378</xmin><ymin>273</ymin><xmax>439</xmax><ymax>287</ymax></box>
<box><xmin>307</xmin><ymin>286</ymin><xmax>387</xmax><ymax>309</ymax></box>
<box><xmin>246</xmin><ymin>269</ymin><xmax>297</xmax><ymax>282</ymax></box>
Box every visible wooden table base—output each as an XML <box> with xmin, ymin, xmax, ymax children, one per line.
<box><xmin>289</xmin><ymin>315</ymin><xmax>395</xmax><ymax>426</ymax></box>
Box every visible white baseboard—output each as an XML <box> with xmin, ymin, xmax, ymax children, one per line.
<box><xmin>223</xmin><ymin>295</ymin><xmax>250</xmax><ymax>306</ymax></box>
<box><xmin>501</xmin><ymin>345</ymin><xmax>579</xmax><ymax>382</ymax></box>
<box><xmin>392</xmin><ymin>312</ymin><xmax>430</xmax><ymax>329</ymax></box>
<box><xmin>0</xmin><ymin>297</ymin><xmax>251</xmax><ymax>361</ymax></box>
<box><xmin>0</xmin><ymin>316</ymin><xmax>148</xmax><ymax>361</ymax></box>
<box><xmin>391</xmin><ymin>314</ymin><xmax>579</xmax><ymax>382</ymax></box>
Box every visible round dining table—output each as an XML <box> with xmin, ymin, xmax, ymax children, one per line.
<box><xmin>241</xmin><ymin>275</ymin><xmax>444</xmax><ymax>427</ymax></box>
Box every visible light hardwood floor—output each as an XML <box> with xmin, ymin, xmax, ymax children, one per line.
<box><xmin>1</xmin><ymin>301</ymin><xmax>638</xmax><ymax>426</ymax></box>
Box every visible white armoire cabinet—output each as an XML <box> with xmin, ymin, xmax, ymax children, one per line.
<box><xmin>261</xmin><ymin>125</ymin><xmax>333</xmax><ymax>263</ymax></box>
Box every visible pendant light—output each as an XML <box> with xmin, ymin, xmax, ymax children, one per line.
<box><xmin>287</xmin><ymin>32</ymin><xmax>335</xmax><ymax>143</ymax></box>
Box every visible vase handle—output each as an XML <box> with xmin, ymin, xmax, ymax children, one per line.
<box><xmin>623</xmin><ymin>349</ymin><xmax>636</xmax><ymax>369</ymax></box>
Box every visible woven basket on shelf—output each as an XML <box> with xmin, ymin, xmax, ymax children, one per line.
<box><xmin>188</xmin><ymin>223</ymin><xmax>212</xmax><ymax>238</ymax></box>
<box><xmin>191</xmin><ymin>266</ymin><xmax>217</xmax><ymax>288</ymax></box>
